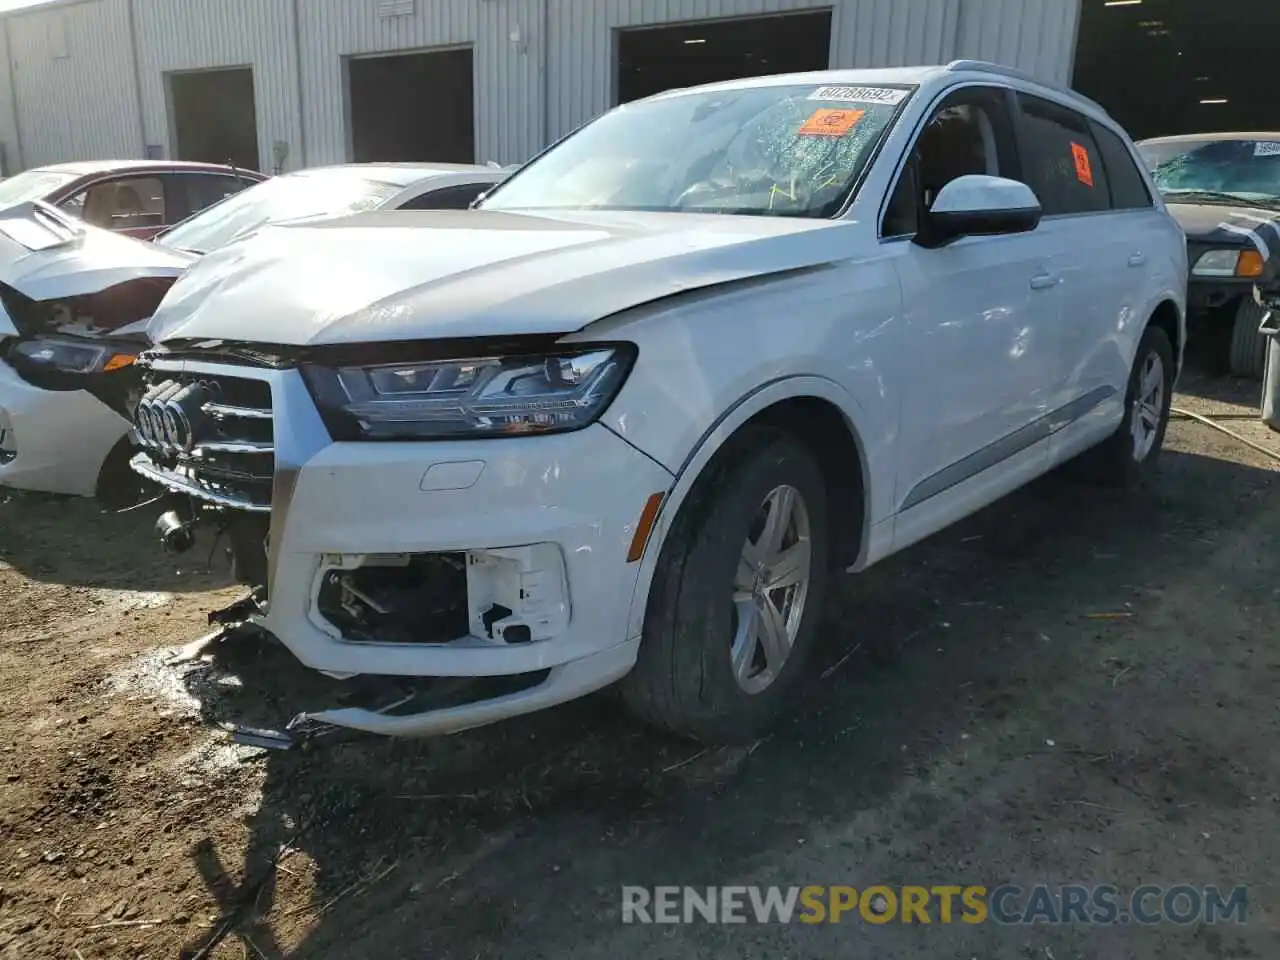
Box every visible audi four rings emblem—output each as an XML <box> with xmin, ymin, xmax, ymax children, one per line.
<box><xmin>134</xmin><ymin>380</ymin><xmax>213</xmax><ymax>452</ymax></box>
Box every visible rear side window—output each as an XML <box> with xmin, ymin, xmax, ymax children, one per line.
<box><xmin>1016</xmin><ymin>94</ymin><xmax>1110</xmax><ymax>217</ymax></box>
<box><xmin>1090</xmin><ymin>121</ymin><xmax>1152</xmax><ymax>210</ymax></box>
<box><xmin>64</xmin><ymin>176</ymin><xmax>166</xmax><ymax>230</ymax></box>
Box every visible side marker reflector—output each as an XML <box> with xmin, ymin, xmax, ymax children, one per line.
<box><xmin>627</xmin><ymin>492</ymin><xmax>665</xmax><ymax>563</ymax></box>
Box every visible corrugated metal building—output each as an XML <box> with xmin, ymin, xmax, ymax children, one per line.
<box><xmin>0</xmin><ymin>0</ymin><xmax>1081</xmax><ymax>176</ymax></box>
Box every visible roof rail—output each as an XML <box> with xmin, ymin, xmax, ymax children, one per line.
<box><xmin>945</xmin><ymin>59</ymin><xmax>1111</xmax><ymax>118</ymax></box>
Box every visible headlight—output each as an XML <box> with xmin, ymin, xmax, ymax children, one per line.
<box><xmin>8</xmin><ymin>337</ymin><xmax>136</xmax><ymax>374</ymax></box>
<box><xmin>1193</xmin><ymin>248</ymin><xmax>1265</xmax><ymax>278</ymax></box>
<box><xmin>302</xmin><ymin>344</ymin><xmax>636</xmax><ymax>440</ymax></box>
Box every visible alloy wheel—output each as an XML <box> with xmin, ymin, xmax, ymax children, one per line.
<box><xmin>1131</xmin><ymin>350</ymin><xmax>1164</xmax><ymax>462</ymax></box>
<box><xmin>730</xmin><ymin>483</ymin><xmax>812</xmax><ymax>695</ymax></box>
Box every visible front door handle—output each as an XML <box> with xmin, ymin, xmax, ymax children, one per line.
<box><xmin>1029</xmin><ymin>273</ymin><xmax>1059</xmax><ymax>290</ymax></box>
<box><xmin>1128</xmin><ymin>252</ymin><xmax>1147</xmax><ymax>267</ymax></box>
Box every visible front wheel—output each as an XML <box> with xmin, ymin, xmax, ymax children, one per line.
<box><xmin>621</xmin><ymin>428</ymin><xmax>829</xmax><ymax>744</ymax></box>
<box><xmin>1076</xmin><ymin>325</ymin><xmax>1175</xmax><ymax>488</ymax></box>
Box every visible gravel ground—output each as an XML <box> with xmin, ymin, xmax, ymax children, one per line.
<box><xmin>0</xmin><ymin>368</ymin><xmax>1277</xmax><ymax>959</ymax></box>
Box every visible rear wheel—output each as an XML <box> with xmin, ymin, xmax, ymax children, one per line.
<box><xmin>1229</xmin><ymin>298</ymin><xmax>1268</xmax><ymax>379</ymax></box>
<box><xmin>621</xmin><ymin>427</ymin><xmax>829</xmax><ymax>743</ymax></box>
<box><xmin>1076</xmin><ymin>324</ymin><xmax>1174</xmax><ymax>488</ymax></box>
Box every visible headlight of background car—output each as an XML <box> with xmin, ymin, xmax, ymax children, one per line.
<box><xmin>1192</xmin><ymin>248</ymin><xmax>1266</xmax><ymax>279</ymax></box>
<box><xmin>7</xmin><ymin>337</ymin><xmax>136</xmax><ymax>374</ymax></box>
<box><xmin>302</xmin><ymin>344</ymin><xmax>636</xmax><ymax>440</ymax></box>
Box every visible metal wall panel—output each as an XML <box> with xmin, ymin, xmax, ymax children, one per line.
<box><xmin>0</xmin><ymin>0</ymin><xmax>1082</xmax><ymax>172</ymax></box>
<box><xmin>544</xmin><ymin>0</ymin><xmax>1079</xmax><ymax>141</ymax></box>
<box><xmin>296</xmin><ymin>0</ymin><xmax>545</xmax><ymax>167</ymax></box>
<box><xmin>7</xmin><ymin>0</ymin><xmax>142</xmax><ymax>167</ymax></box>
<box><xmin>956</xmin><ymin>0</ymin><xmax>1082</xmax><ymax>87</ymax></box>
<box><xmin>132</xmin><ymin>0</ymin><xmax>301</xmax><ymax>173</ymax></box>
<box><xmin>0</xmin><ymin>21</ymin><xmax>23</xmax><ymax>174</ymax></box>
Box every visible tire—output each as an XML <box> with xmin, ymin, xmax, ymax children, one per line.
<box><xmin>1077</xmin><ymin>324</ymin><xmax>1175</xmax><ymax>489</ymax></box>
<box><xmin>94</xmin><ymin>437</ymin><xmax>147</xmax><ymax>510</ymax></box>
<box><xmin>1229</xmin><ymin>298</ymin><xmax>1268</xmax><ymax>380</ymax></box>
<box><xmin>621</xmin><ymin>427</ymin><xmax>830</xmax><ymax>744</ymax></box>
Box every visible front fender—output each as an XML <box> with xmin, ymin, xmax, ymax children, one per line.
<box><xmin>611</xmin><ymin>375</ymin><xmax>879</xmax><ymax>643</ymax></box>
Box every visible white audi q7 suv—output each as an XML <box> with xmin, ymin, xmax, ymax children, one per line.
<box><xmin>128</xmin><ymin>62</ymin><xmax>1188</xmax><ymax>747</ymax></box>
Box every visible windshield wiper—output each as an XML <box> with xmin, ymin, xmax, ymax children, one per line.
<box><xmin>1162</xmin><ymin>189</ymin><xmax>1277</xmax><ymax>208</ymax></box>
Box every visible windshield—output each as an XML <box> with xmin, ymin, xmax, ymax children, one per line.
<box><xmin>481</xmin><ymin>83</ymin><xmax>912</xmax><ymax>218</ymax></box>
<box><xmin>156</xmin><ymin>171</ymin><xmax>404</xmax><ymax>253</ymax></box>
<box><xmin>0</xmin><ymin>169</ymin><xmax>79</xmax><ymax>207</ymax></box>
<box><xmin>1138</xmin><ymin>138</ymin><xmax>1280</xmax><ymax>205</ymax></box>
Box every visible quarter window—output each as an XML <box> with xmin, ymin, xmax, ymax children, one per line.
<box><xmin>1015</xmin><ymin>94</ymin><xmax>1110</xmax><ymax>217</ymax></box>
<box><xmin>1090</xmin><ymin>121</ymin><xmax>1153</xmax><ymax>210</ymax></box>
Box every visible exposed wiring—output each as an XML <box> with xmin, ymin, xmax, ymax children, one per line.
<box><xmin>1169</xmin><ymin>405</ymin><xmax>1280</xmax><ymax>465</ymax></box>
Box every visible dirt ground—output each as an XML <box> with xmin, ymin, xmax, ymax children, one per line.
<box><xmin>1</xmin><ymin>368</ymin><xmax>1278</xmax><ymax>959</ymax></box>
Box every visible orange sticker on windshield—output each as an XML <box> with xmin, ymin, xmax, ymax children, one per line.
<box><xmin>798</xmin><ymin>107</ymin><xmax>864</xmax><ymax>137</ymax></box>
<box><xmin>1071</xmin><ymin>142</ymin><xmax>1094</xmax><ymax>187</ymax></box>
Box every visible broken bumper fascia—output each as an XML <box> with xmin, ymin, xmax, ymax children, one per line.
<box><xmin>244</xmin><ymin>637</ymin><xmax>641</xmax><ymax>745</ymax></box>
<box><xmin>199</xmin><ymin>366</ymin><xmax>676</xmax><ymax>737</ymax></box>
<box><xmin>0</xmin><ymin>356</ymin><xmax>131</xmax><ymax>497</ymax></box>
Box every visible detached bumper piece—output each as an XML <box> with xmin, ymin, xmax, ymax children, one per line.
<box><xmin>228</xmin><ymin>669</ymin><xmax>552</xmax><ymax>751</ymax></box>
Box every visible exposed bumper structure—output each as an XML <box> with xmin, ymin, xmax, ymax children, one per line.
<box><xmin>0</xmin><ymin>358</ymin><xmax>131</xmax><ymax>497</ymax></box>
<box><xmin>276</xmin><ymin>638</ymin><xmax>641</xmax><ymax>742</ymax></box>
<box><xmin>133</xmin><ymin>360</ymin><xmax>674</xmax><ymax>738</ymax></box>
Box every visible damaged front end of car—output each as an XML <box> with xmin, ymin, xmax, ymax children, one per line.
<box><xmin>126</xmin><ymin>341</ymin><xmax>606</xmax><ymax>751</ymax></box>
<box><xmin>0</xmin><ymin>201</ymin><xmax>192</xmax><ymax>502</ymax></box>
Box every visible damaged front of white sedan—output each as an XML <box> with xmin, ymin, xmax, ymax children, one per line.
<box><xmin>0</xmin><ymin>202</ymin><xmax>192</xmax><ymax>503</ymax></box>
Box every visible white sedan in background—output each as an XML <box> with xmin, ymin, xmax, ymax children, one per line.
<box><xmin>0</xmin><ymin>162</ymin><xmax>509</xmax><ymax>504</ymax></box>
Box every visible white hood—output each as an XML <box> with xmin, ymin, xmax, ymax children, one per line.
<box><xmin>0</xmin><ymin>202</ymin><xmax>193</xmax><ymax>338</ymax></box>
<box><xmin>146</xmin><ymin>208</ymin><xmax>852</xmax><ymax>346</ymax></box>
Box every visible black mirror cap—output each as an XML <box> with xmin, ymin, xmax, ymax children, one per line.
<box><xmin>914</xmin><ymin>205</ymin><xmax>1042</xmax><ymax>249</ymax></box>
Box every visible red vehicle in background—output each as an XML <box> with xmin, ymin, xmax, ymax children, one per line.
<box><xmin>0</xmin><ymin>160</ymin><xmax>266</xmax><ymax>239</ymax></box>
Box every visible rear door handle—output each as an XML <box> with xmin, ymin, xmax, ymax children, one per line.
<box><xmin>1128</xmin><ymin>252</ymin><xmax>1147</xmax><ymax>267</ymax></box>
<box><xmin>1029</xmin><ymin>273</ymin><xmax>1059</xmax><ymax>290</ymax></box>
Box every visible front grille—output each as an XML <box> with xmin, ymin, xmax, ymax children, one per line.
<box><xmin>130</xmin><ymin>369</ymin><xmax>274</xmax><ymax>512</ymax></box>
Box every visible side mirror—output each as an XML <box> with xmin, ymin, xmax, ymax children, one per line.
<box><xmin>915</xmin><ymin>175</ymin><xmax>1042</xmax><ymax>249</ymax></box>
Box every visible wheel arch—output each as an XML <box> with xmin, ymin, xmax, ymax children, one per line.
<box><xmin>623</xmin><ymin>376</ymin><xmax>872</xmax><ymax>641</ymax></box>
<box><xmin>1146</xmin><ymin>297</ymin><xmax>1184</xmax><ymax>376</ymax></box>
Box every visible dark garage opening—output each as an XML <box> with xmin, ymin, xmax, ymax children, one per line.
<box><xmin>348</xmin><ymin>48</ymin><xmax>475</xmax><ymax>163</ymax></box>
<box><xmin>1074</xmin><ymin>0</ymin><xmax>1280</xmax><ymax>140</ymax></box>
<box><xmin>169</xmin><ymin>68</ymin><xmax>260</xmax><ymax>172</ymax></box>
<box><xmin>617</xmin><ymin>11</ymin><xmax>832</xmax><ymax>105</ymax></box>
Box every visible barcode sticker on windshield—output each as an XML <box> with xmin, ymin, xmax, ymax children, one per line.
<box><xmin>810</xmin><ymin>85</ymin><xmax>908</xmax><ymax>106</ymax></box>
<box><xmin>1254</xmin><ymin>141</ymin><xmax>1280</xmax><ymax>157</ymax></box>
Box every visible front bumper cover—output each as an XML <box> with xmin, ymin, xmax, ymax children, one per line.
<box><xmin>139</xmin><ymin>360</ymin><xmax>675</xmax><ymax>739</ymax></box>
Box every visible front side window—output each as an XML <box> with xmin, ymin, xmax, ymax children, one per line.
<box><xmin>1138</xmin><ymin>138</ymin><xmax>1280</xmax><ymax>208</ymax></box>
<box><xmin>883</xmin><ymin>86</ymin><xmax>1020</xmax><ymax>237</ymax></box>
<box><xmin>481</xmin><ymin>83</ymin><xmax>914</xmax><ymax>218</ymax></box>
<box><xmin>1016</xmin><ymin>94</ymin><xmax>1110</xmax><ymax>217</ymax></box>
<box><xmin>182</xmin><ymin>174</ymin><xmax>255</xmax><ymax>217</ymax></box>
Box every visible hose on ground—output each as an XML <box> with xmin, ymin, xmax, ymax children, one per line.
<box><xmin>1169</xmin><ymin>405</ymin><xmax>1280</xmax><ymax>465</ymax></box>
